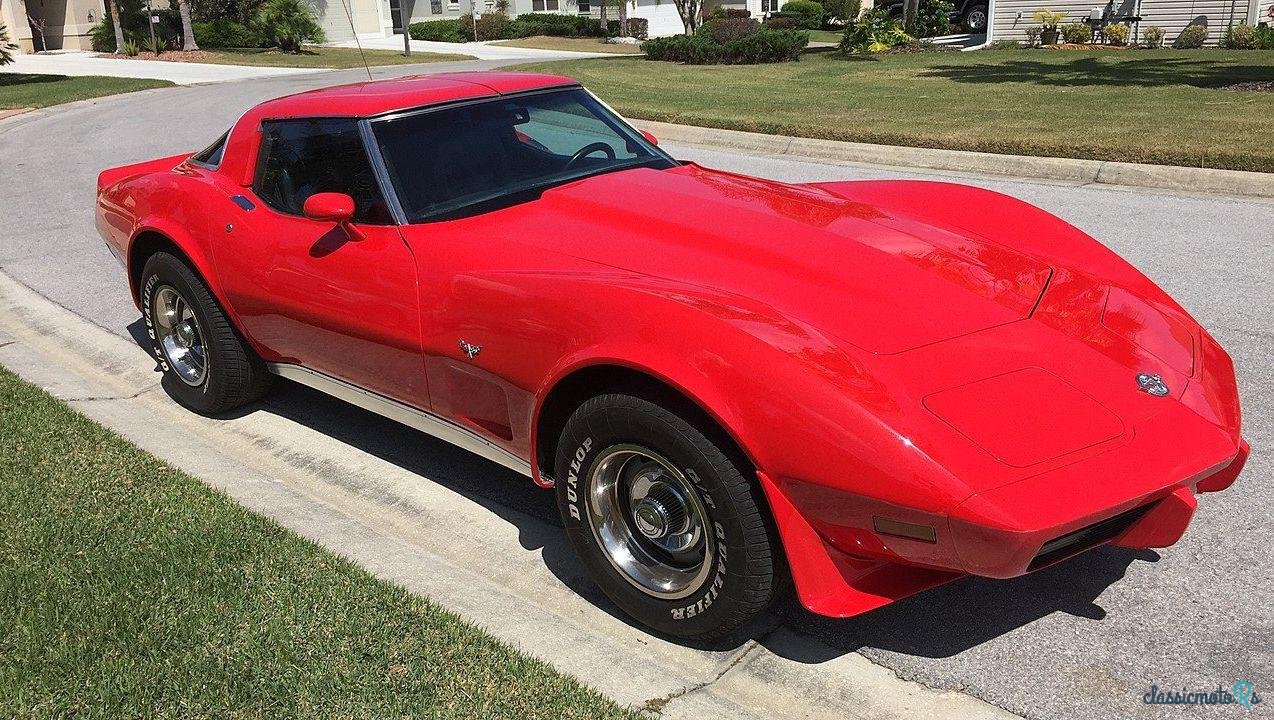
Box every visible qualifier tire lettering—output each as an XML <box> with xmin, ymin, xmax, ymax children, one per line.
<box><xmin>671</xmin><ymin>521</ymin><xmax>727</xmax><ymax>620</ymax></box>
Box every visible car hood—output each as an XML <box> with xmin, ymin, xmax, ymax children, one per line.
<box><xmin>535</xmin><ymin>165</ymin><xmax>1052</xmax><ymax>354</ymax></box>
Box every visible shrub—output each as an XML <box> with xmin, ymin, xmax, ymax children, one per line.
<box><xmin>780</xmin><ymin>0</ymin><xmax>825</xmax><ymax>29</ymax></box>
<box><xmin>193</xmin><ymin>19</ymin><xmax>268</xmax><ymax>47</ymax></box>
<box><xmin>763</xmin><ymin>15</ymin><xmax>801</xmax><ymax>29</ymax></box>
<box><xmin>458</xmin><ymin>13</ymin><xmax>511</xmax><ymax>41</ymax></box>
<box><xmin>122</xmin><ymin>39</ymin><xmax>141</xmax><ymax>55</ymax></box>
<box><xmin>1104</xmin><ymin>21</ymin><xmax>1128</xmax><ymax>45</ymax></box>
<box><xmin>1255</xmin><ymin>25</ymin><xmax>1274</xmax><ymax>50</ymax></box>
<box><xmin>839</xmin><ymin>7</ymin><xmax>911</xmax><ymax>52</ymax></box>
<box><xmin>1222</xmin><ymin>22</ymin><xmax>1256</xmax><ymax>49</ymax></box>
<box><xmin>725</xmin><ymin>28</ymin><xmax>808</xmax><ymax>61</ymax></box>
<box><xmin>0</xmin><ymin>22</ymin><xmax>16</xmax><ymax>65</ymax></box>
<box><xmin>984</xmin><ymin>39</ymin><xmax>1021</xmax><ymax>49</ymax></box>
<box><xmin>90</xmin><ymin>18</ymin><xmax>116</xmax><ymax>52</ymax></box>
<box><xmin>819</xmin><ymin>0</ymin><xmax>861</xmax><ymax>25</ymax></box>
<box><xmin>258</xmin><ymin>0</ymin><xmax>324</xmax><ymax>51</ymax></box>
<box><xmin>706</xmin><ymin>6</ymin><xmax>752</xmax><ymax>19</ymax></box>
<box><xmin>1024</xmin><ymin>25</ymin><xmax>1041</xmax><ymax>46</ymax></box>
<box><xmin>508</xmin><ymin>12</ymin><xmax>603</xmax><ymax>37</ymax></box>
<box><xmin>1032</xmin><ymin>8</ymin><xmax>1064</xmax><ymax>29</ymax></box>
<box><xmin>89</xmin><ymin>4</ymin><xmax>182</xmax><ymax>53</ymax></box>
<box><xmin>409</xmin><ymin>19</ymin><xmax>469</xmax><ymax>41</ymax></box>
<box><xmin>642</xmin><ymin>28</ymin><xmax>807</xmax><ymax>63</ymax></box>
<box><xmin>1060</xmin><ymin>22</ymin><xmax>1091</xmax><ymax>43</ymax></box>
<box><xmin>906</xmin><ymin>0</ymin><xmax>953</xmax><ymax>38</ymax></box>
<box><xmin>697</xmin><ymin>16</ymin><xmax>761</xmax><ymax>44</ymax></box>
<box><xmin>1141</xmin><ymin>25</ymin><xmax>1164</xmax><ymax>47</ymax></box>
<box><xmin>1173</xmin><ymin>23</ymin><xmax>1207</xmax><ymax>48</ymax></box>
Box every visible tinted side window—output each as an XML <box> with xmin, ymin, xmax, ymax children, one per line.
<box><xmin>190</xmin><ymin>131</ymin><xmax>228</xmax><ymax>168</ymax></box>
<box><xmin>254</xmin><ymin>119</ymin><xmax>392</xmax><ymax>224</ymax></box>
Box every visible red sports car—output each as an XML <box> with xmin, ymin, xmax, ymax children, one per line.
<box><xmin>96</xmin><ymin>72</ymin><xmax>1248</xmax><ymax>641</ymax></box>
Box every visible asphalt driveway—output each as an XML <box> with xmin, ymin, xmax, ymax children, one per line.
<box><xmin>0</xmin><ymin>64</ymin><xmax>1269</xmax><ymax>720</ymax></box>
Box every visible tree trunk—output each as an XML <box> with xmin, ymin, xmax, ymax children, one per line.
<box><xmin>173</xmin><ymin>0</ymin><xmax>198</xmax><ymax>50</ymax></box>
<box><xmin>598</xmin><ymin>0</ymin><xmax>608</xmax><ymax>35</ymax></box>
<box><xmin>617</xmin><ymin>0</ymin><xmax>628</xmax><ymax>36</ymax></box>
<box><xmin>673</xmin><ymin>0</ymin><xmax>699</xmax><ymax>33</ymax></box>
<box><xmin>109</xmin><ymin>0</ymin><xmax>125</xmax><ymax>53</ymax></box>
<box><xmin>902</xmin><ymin>0</ymin><xmax>919</xmax><ymax>31</ymax></box>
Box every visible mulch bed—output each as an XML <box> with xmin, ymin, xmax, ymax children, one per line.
<box><xmin>1221</xmin><ymin>80</ymin><xmax>1274</xmax><ymax>92</ymax></box>
<box><xmin>1044</xmin><ymin>43</ymin><xmax>1132</xmax><ymax>50</ymax></box>
<box><xmin>100</xmin><ymin>50</ymin><xmax>218</xmax><ymax>63</ymax></box>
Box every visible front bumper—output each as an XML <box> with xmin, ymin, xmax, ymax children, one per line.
<box><xmin>760</xmin><ymin>402</ymin><xmax>1248</xmax><ymax>618</ymax></box>
<box><xmin>948</xmin><ymin>403</ymin><xmax>1246</xmax><ymax>578</ymax></box>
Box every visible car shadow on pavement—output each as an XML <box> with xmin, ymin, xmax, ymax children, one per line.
<box><xmin>128</xmin><ymin>321</ymin><xmax>1161</xmax><ymax>661</ymax></box>
<box><xmin>765</xmin><ymin>544</ymin><xmax>1159</xmax><ymax>663</ymax></box>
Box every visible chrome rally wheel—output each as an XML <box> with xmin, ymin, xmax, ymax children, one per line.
<box><xmin>555</xmin><ymin>392</ymin><xmax>778</xmax><ymax>642</ymax></box>
<box><xmin>140</xmin><ymin>251</ymin><xmax>271</xmax><ymax>415</ymax></box>
<box><xmin>587</xmin><ymin>444</ymin><xmax>715</xmax><ymax>600</ymax></box>
<box><xmin>152</xmin><ymin>285</ymin><xmax>208</xmax><ymax>387</ymax></box>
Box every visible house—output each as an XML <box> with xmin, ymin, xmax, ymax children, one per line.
<box><xmin>991</xmin><ymin>0</ymin><xmax>1274</xmax><ymax>46</ymax></box>
<box><xmin>392</xmin><ymin>0</ymin><xmax>687</xmax><ymax>38</ymax></box>
<box><xmin>2</xmin><ymin>0</ymin><xmax>105</xmax><ymax>51</ymax></box>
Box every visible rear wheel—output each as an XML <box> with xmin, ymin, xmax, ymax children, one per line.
<box><xmin>140</xmin><ymin>251</ymin><xmax>271</xmax><ymax>414</ymax></box>
<box><xmin>555</xmin><ymin>393</ymin><xmax>776</xmax><ymax>641</ymax></box>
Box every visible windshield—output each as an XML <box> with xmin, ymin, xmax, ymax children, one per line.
<box><xmin>371</xmin><ymin>88</ymin><xmax>677</xmax><ymax>222</ymax></box>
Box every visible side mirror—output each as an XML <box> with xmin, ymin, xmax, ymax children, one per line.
<box><xmin>303</xmin><ymin>192</ymin><xmax>354</xmax><ymax>222</ymax></box>
<box><xmin>302</xmin><ymin>192</ymin><xmax>363</xmax><ymax>241</ymax></box>
<box><xmin>639</xmin><ymin>129</ymin><xmax>659</xmax><ymax>146</ymax></box>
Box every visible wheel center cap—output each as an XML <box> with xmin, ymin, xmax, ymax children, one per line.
<box><xmin>176</xmin><ymin>322</ymin><xmax>194</xmax><ymax>346</ymax></box>
<box><xmin>633</xmin><ymin>499</ymin><xmax>669</xmax><ymax>539</ymax></box>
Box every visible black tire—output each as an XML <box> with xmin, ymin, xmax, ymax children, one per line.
<box><xmin>963</xmin><ymin>3</ymin><xmax>988</xmax><ymax>31</ymax></box>
<box><xmin>140</xmin><ymin>251</ymin><xmax>271</xmax><ymax>414</ymax></box>
<box><xmin>554</xmin><ymin>393</ymin><xmax>776</xmax><ymax>641</ymax></box>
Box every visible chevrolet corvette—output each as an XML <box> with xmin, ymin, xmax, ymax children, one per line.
<box><xmin>95</xmin><ymin>72</ymin><xmax>1249</xmax><ymax>641</ymax></box>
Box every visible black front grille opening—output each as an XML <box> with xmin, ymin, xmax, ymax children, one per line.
<box><xmin>1028</xmin><ymin>502</ymin><xmax>1157</xmax><ymax>571</ymax></box>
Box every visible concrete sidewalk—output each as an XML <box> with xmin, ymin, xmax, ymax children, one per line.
<box><xmin>330</xmin><ymin>36</ymin><xmax>612</xmax><ymax>60</ymax></box>
<box><xmin>0</xmin><ymin>51</ymin><xmax>323</xmax><ymax>85</ymax></box>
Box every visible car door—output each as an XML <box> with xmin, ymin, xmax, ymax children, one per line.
<box><xmin>215</xmin><ymin>117</ymin><xmax>427</xmax><ymax>408</ymax></box>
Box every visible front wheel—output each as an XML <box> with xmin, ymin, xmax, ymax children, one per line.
<box><xmin>554</xmin><ymin>393</ymin><xmax>777</xmax><ymax>641</ymax></box>
<box><xmin>963</xmin><ymin>3</ymin><xmax>988</xmax><ymax>31</ymax></box>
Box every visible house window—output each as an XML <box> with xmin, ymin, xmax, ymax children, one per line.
<box><xmin>448</xmin><ymin>0</ymin><xmax>459</xmax><ymax>7</ymax></box>
<box><xmin>531</xmin><ymin>0</ymin><xmax>559</xmax><ymax>9</ymax></box>
<box><xmin>578</xmin><ymin>0</ymin><xmax>590</xmax><ymax>12</ymax></box>
<box><xmin>761</xmin><ymin>0</ymin><xmax>779</xmax><ymax>12</ymax></box>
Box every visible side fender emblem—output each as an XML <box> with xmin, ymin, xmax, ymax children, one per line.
<box><xmin>459</xmin><ymin>339</ymin><xmax>482</xmax><ymax>360</ymax></box>
<box><xmin>1136</xmin><ymin>373</ymin><xmax>1170</xmax><ymax>397</ymax></box>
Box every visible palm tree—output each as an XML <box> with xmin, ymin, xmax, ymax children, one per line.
<box><xmin>616</xmin><ymin>0</ymin><xmax>628</xmax><ymax>36</ymax></box>
<box><xmin>107</xmin><ymin>0</ymin><xmax>126</xmax><ymax>53</ymax></box>
<box><xmin>172</xmin><ymin>0</ymin><xmax>199</xmax><ymax>50</ymax></box>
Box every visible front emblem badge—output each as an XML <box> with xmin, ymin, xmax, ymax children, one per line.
<box><xmin>1136</xmin><ymin>372</ymin><xmax>1170</xmax><ymax>397</ymax></box>
<box><xmin>459</xmin><ymin>339</ymin><xmax>482</xmax><ymax>359</ymax></box>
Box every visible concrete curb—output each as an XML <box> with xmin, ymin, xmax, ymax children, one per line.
<box><xmin>0</xmin><ymin>268</ymin><xmax>1022</xmax><ymax>720</ymax></box>
<box><xmin>632</xmin><ymin>119</ymin><xmax>1274</xmax><ymax>199</ymax></box>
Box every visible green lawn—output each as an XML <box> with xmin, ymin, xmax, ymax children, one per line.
<box><xmin>0</xmin><ymin>73</ymin><xmax>173</xmax><ymax>109</ymax></box>
<box><xmin>193</xmin><ymin>45</ymin><xmax>474</xmax><ymax>67</ymax></box>
<box><xmin>491</xmin><ymin>36</ymin><xmax>643</xmax><ymax>54</ymax></box>
<box><xmin>0</xmin><ymin>366</ymin><xmax>640</xmax><ymax>719</ymax></box>
<box><xmin>807</xmin><ymin>29</ymin><xmax>843</xmax><ymax>44</ymax></box>
<box><xmin>517</xmin><ymin>49</ymin><xmax>1274</xmax><ymax>172</ymax></box>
